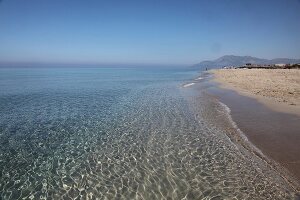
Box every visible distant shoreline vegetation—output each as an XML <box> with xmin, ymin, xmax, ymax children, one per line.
<box><xmin>222</xmin><ymin>63</ymin><xmax>300</xmax><ymax>70</ymax></box>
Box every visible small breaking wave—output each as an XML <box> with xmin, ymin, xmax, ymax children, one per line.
<box><xmin>183</xmin><ymin>83</ymin><xmax>195</xmax><ymax>88</ymax></box>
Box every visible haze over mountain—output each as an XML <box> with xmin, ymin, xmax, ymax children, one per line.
<box><xmin>192</xmin><ymin>55</ymin><xmax>300</xmax><ymax>69</ymax></box>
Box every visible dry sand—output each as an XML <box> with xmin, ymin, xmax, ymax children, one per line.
<box><xmin>211</xmin><ymin>69</ymin><xmax>300</xmax><ymax>116</ymax></box>
<box><xmin>209</xmin><ymin>68</ymin><xmax>300</xmax><ymax>188</ymax></box>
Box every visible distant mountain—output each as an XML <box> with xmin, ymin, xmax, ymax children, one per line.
<box><xmin>192</xmin><ymin>55</ymin><xmax>300</xmax><ymax>69</ymax></box>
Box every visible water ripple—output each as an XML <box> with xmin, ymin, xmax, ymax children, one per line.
<box><xmin>0</xmin><ymin>68</ymin><xmax>297</xmax><ymax>199</ymax></box>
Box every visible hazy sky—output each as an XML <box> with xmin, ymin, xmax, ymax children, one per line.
<box><xmin>0</xmin><ymin>0</ymin><xmax>300</xmax><ymax>66</ymax></box>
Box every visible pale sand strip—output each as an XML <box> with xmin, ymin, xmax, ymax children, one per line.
<box><xmin>210</xmin><ymin>69</ymin><xmax>300</xmax><ymax>116</ymax></box>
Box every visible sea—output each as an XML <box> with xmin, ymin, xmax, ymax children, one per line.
<box><xmin>0</xmin><ymin>66</ymin><xmax>296</xmax><ymax>199</ymax></box>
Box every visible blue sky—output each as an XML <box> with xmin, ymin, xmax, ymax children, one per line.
<box><xmin>0</xmin><ymin>0</ymin><xmax>300</xmax><ymax>66</ymax></box>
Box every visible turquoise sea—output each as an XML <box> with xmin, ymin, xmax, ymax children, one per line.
<box><xmin>0</xmin><ymin>67</ymin><xmax>296</xmax><ymax>199</ymax></box>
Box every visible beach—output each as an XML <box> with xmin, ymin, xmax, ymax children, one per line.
<box><xmin>211</xmin><ymin>69</ymin><xmax>300</xmax><ymax>116</ymax></box>
<box><xmin>207</xmin><ymin>68</ymin><xmax>300</xmax><ymax>188</ymax></box>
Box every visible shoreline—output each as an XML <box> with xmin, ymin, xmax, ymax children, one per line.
<box><xmin>215</xmin><ymin>97</ymin><xmax>300</xmax><ymax>193</ymax></box>
<box><xmin>197</xmin><ymin>71</ymin><xmax>300</xmax><ymax>191</ymax></box>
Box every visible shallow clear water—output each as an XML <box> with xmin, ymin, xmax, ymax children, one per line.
<box><xmin>0</xmin><ymin>67</ymin><xmax>296</xmax><ymax>199</ymax></box>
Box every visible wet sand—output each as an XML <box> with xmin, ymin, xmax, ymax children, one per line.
<box><xmin>211</xmin><ymin>69</ymin><xmax>300</xmax><ymax>116</ymax></box>
<box><xmin>200</xmin><ymin>72</ymin><xmax>300</xmax><ymax>189</ymax></box>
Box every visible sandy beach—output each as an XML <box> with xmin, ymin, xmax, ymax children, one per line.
<box><xmin>211</xmin><ymin>69</ymin><xmax>300</xmax><ymax>116</ymax></box>
<box><xmin>207</xmin><ymin>69</ymin><xmax>300</xmax><ymax>188</ymax></box>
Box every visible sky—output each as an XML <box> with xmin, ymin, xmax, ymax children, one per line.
<box><xmin>0</xmin><ymin>0</ymin><xmax>300</xmax><ymax>66</ymax></box>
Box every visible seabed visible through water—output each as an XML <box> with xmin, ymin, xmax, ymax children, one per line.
<box><xmin>0</xmin><ymin>67</ymin><xmax>298</xmax><ymax>199</ymax></box>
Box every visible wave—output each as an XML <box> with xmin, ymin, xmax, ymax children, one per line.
<box><xmin>183</xmin><ymin>83</ymin><xmax>195</xmax><ymax>87</ymax></box>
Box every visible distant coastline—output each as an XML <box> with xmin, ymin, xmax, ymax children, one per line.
<box><xmin>192</xmin><ymin>55</ymin><xmax>300</xmax><ymax>70</ymax></box>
